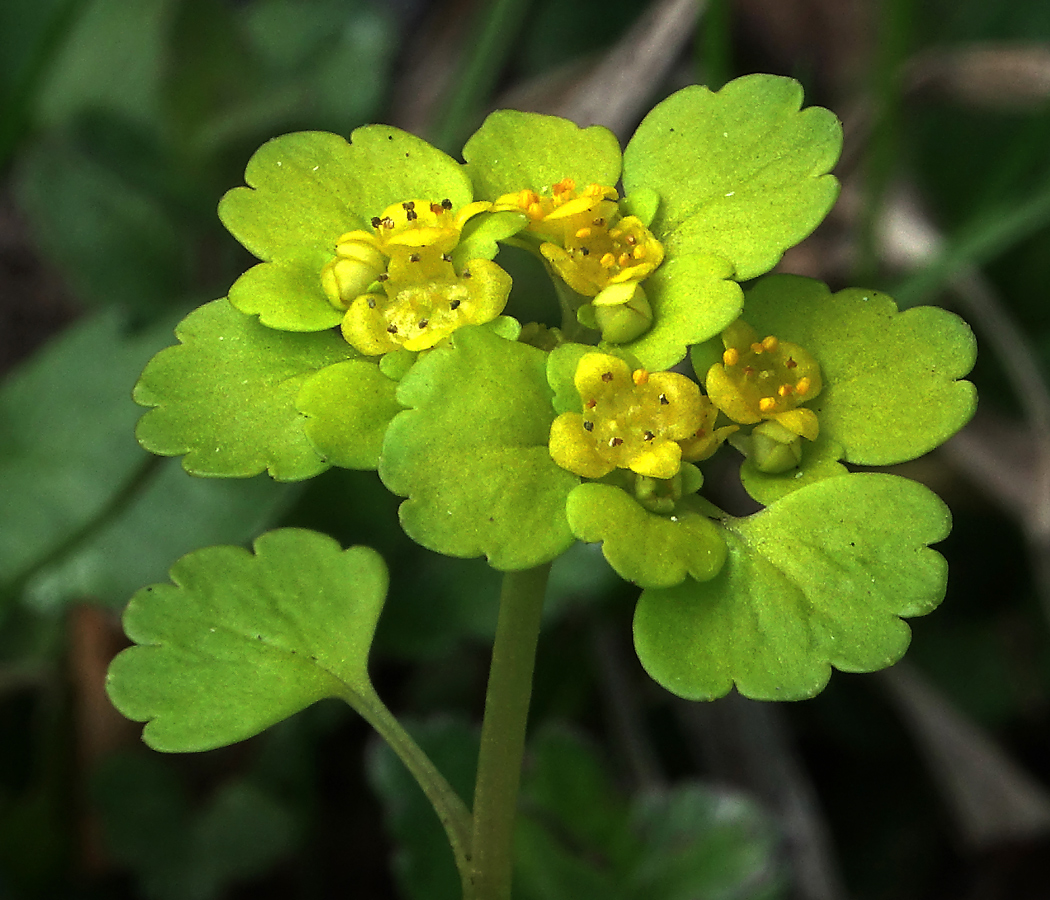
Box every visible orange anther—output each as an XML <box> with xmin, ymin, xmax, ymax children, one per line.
<box><xmin>796</xmin><ymin>377</ymin><xmax>811</xmax><ymax>395</ymax></box>
<box><xmin>751</xmin><ymin>342</ymin><xmax>765</xmax><ymax>354</ymax></box>
<box><xmin>632</xmin><ymin>369</ymin><xmax>650</xmax><ymax>385</ymax></box>
<box><xmin>762</xmin><ymin>335</ymin><xmax>779</xmax><ymax>352</ymax></box>
<box><xmin>723</xmin><ymin>348</ymin><xmax>740</xmax><ymax>366</ymax></box>
<box><xmin>759</xmin><ymin>397</ymin><xmax>777</xmax><ymax>413</ymax></box>
<box><xmin>599</xmin><ymin>253</ymin><xmax>616</xmax><ymax>268</ymax></box>
<box><xmin>575</xmin><ymin>227</ymin><xmax>592</xmax><ymax>240</ymax></box>
<box><xmin>778</xmin><ymin>384</ymin><xmax>793</xmax><ymax>397</ymax></box>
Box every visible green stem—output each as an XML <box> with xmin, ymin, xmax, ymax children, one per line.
<box><xmin>351</xmin><ymin>685</ymin><xmax>474</xmax><ymax>892</ymax></box>
<box><xmin>467</xmin><ymin>563</ymin><xmax>551</xmax><ymax>900</ymax></box>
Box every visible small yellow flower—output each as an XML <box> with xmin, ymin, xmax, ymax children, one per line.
<box><xmin>493</xmin><ymin>179</ymin><xmax>663</xmax><ymax>340</ymax></box>
<box><xmin>320</xmin><ymin>198</ymin><xmax>510</xmax><ymax>355</ymax></box>
<box><xmin>706</xmin><ymin>319</ymin><xmax>822</xmax><ymax>439</ymax></box>
<box><xmin>549</xmin><ymin>353</ymin><xmax>719</xmax><ymax>480</ymax></box>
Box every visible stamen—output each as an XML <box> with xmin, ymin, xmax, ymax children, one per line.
<box><xmin>367</xmin><ymin>297</ymin><xmax>376</xmax><ymax>308</ymax></box>
<box><xmin>382</xmin><ymin>217</ymin><xmax>394</xmax><ymax>229</ymax></box>
<box><xmin>430</xmin><ymin>203</ymin><xmax>444</xmax><ymax>215</ymax></box>
<box><xmin>441</xmin><ymin>198</ymin><xmax>453</xmax><ymax>210</ymax></box>
<box><xmin>618</xmin><ymin>253</ymin><xmax>631</xmax><ymax>267</ymax></box>
<box><xmin>405</xmin><ymin>210</ymin><xmax>417</xmax><ymax>221</ymax></box>
<box><xmin>659</xmin><ymin>394</ymin><xmax>669</xmax><ymax>405</ymax></box>
<box><xmin>580</xmin><ymin>247</ymin><xmax>590</xmax><ymax>256</ymax></box>
<box><xmin>751</xmin><ymin>342</ymin><xmax>765</xmax><ymax>354</ymax></box>
<box><xmin>575</xmin><ymin>227</ymin><xmax>592</xmax><ymax>239</ymax></box>
<box><xmin>376</xmin><ymin>273</ymin><xmax>388</xmax><ymax>282</ymax></box>
<box><xmin>601</xmin><ymin>372</ymin><xmax>614</xmax><ymax>382</ymax></box>
<box><xmin>402</xmin><ymin>201</ymin><xmax>415</xmax><ymax>211</ymax></box>
<box><xmin>585</xmin><ymin>399</ymin><xmax>597</xmax><ymax>409</ymax></box>
<box><xmin>762</xmin><ymin>335</ymin><xmax>779</xmax><ymax>352</ymax></box>
<box><xmin>632</xmin><ymin>369</ymin><xmax>649</xmax><ymax>386</ymax></box>
<box><xmin>387</xmin><ymin>324</ymin><xmax>398</xmax><ymax>334</ymax></box>
<box><xmin>370</xmin><ymin>216</ymin><xmax>382</xmax><ymax>228</ymax></box>
<box><xmin>449</xmin><ymin>299</ymin><xmax>461</xmax><ymax>310</ymax></box>
<box><xmin>778</xmin><ymin>384</ymin><xmax>793</xmax><ymax>397</ymax></box>
<box><xmin>593</xmin><ymin>217</ymin><xmax>606</xmax><ymax>227</ymax></box>
<box><xmin>609</xmin><ymin>437</ymin><xmax>623</xmax><ymax>447</ymax></box>
<box><xmin>723</xmin><ymin>348</ymin><xmax>740</xmax><ymax>366</ymax></box>
<box><xmin>786</xmin><ymin>357</ymin><xmax>797</xmax><ymax>369</ymax></box>
<box><xmin>442</xmin><ymin>253</ymin><xmax>452</xmax><ymax>262</ymax></box>
<box><xmin>418</xmin><ymin>319</ymin><xmax>428</xmax><ymax>329</ymax></box>
<box><xmin>409</xmin><ymin>253</ymin><xmax>421</xmax><ymax>263</ymax></box>
<box><xmin>759</xmin><ymin>397</ymin><xmax>777</xmax><ymax>412</ymax></box>
<box><xmin>796</xmin><ymin>377</ymin><xmax>812</xmax><ymax>395</ymax></box>
<box><xmin>527</xmin><ymin>202</ymin><xmax>544</xmax><ymax>219</ymax></box>
<box><xmin>600</xmin><ymin>253</ymin><xmax>616</xmax><ymax>268</ymax></box>
<box><xmin>583</xmin><ymin>421</ymin><xmax>594</xmax><ymax>432</ymax></box>
<box><xmin>625</xmin><ymin>234</ymin><xmax>637</xmax><ymax>245</ymax></box>
<box><xmin>643</xmin><ymin>430</ymin><xmax>655</xmax><ymax>441</ymax></box>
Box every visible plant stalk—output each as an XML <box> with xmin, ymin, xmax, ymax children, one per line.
<box><xmin>466</xmin><ymin>563</ymin><xmax>551</xmax><ymax>900</ymax></box>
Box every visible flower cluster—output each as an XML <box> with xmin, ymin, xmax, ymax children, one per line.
<box><xmin>134</xmin><ymin>73</ymin><xmax>977</xmax><ymax>701</ymax></box>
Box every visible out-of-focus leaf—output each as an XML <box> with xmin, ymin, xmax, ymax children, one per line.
<box><xmin>23</xmin><ymin>464</ymin><xmax>295</xmax><ymax>611</ymax></box>
<box><xmin>93</xmin><ymin>752</ymin><xmax>297</xmax><ymax>900</ymax></box>
<box><xmin>0</xmin><ymin>311</ymin><xmax>176</xmax><ymax>600</ymax></box>
<box><xmin>16</xmin><ymin>136</ymin><xmax>191</xmax><ymax>312</ymax></box>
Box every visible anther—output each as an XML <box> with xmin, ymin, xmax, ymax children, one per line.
<box><xmin>430</xmin><ymin>203</ymin><xmax>444</xmax><ymax>215</ymax></box>
<box><xmin>377</xmin><ymin>273</ymin><xmax>388</xmax><ymax>282</ymax></box>
<box><xmin>778</xmin><ymin>384</ymin><xmax>793</xmax><ymax>397</ymax></box>
<box><xmin>575</xmin><ymin>227</ymin><xmax>592</xmax><ymax>240</ymax></box>
<box><xmin>387</xmin><ymin>324</ymin><xmax>398</xmax><ymax>334</ymax></box>
<box><xmin>554</xmin><ymin>178</ymin><xmax>575</xmax><ymax>194</ymax></box>
<box><xmin>659</xmin><ymin>394</ymin><xmax>669</xmax><ymax>405</ymax></box>
<box><xmin>786</xmin><ymin>357</ymin><xmax>797</xmax><ymax>369</ymax></box>
<box><xmin>643</xmin><ymin>430</ymin><xmax>655</xmax><ymax>441</ymax></box>
<box><xmin>405</xmin><ymin>210</ymin><xmax>418</xmax><ymax>221</ymax></box>
<box><xmin>527</xmin><ymin>202</ymin><xmax>543</xmax><ymax>218</ymax></box>
<box><xmin>450</xmin><ymin>299</ymin><xmax>461</xmax><ymax>310</ymax></box>
<box><xmin>625</xmin><ymin>234</ymin><xmax>637</xmax><ymax>245</ymax></box>
<box><xmin>601</xmin><ymin>372</ymin><xmax>613</xmax><ymax>383</ymax></box>
<box><xmin>583</xmin><ymin>421</ymin><xmax>594</xmax><ymax>432</ymax></box>
<box><xmin>462</xmin><ymin>270</ymin><xmax>472</xmax><ymax>279</ymax></box>
<box><xmin>632</xmin><ymin>369</ymin><xmax>649</xmax><ymax>386</ymax></box>
<box><xmin>759</xmin><ymin>397</ymin><xmax>777</xmax><ymax>413</ymax></box>
<box><xmin>593</xmin><ymin>217</ymin><xmax>606</xmax><ymax>227</ymax></box>
<box><xmin>418</xmin><ymin>319</ymin><xmax>428</xmax><ymax>329</ymax></box>
<box><xmin>441</xmin><ymin>198</ymin><xmax>453</xmax><ymax>209</ymax></box>
<box><xmin>367</xmin><ymin>297</ymin><xmax>376</xmax><ymax>308</ymax></box>
<box><xmin>743</xmin><ymin>366</ymin><xmax>755</xmax><ymax>377</ymax></box>
<box><xmin>409</xmin><ymin>253</ymin><xmax>421</xmax><ymax>262</ymax></box>
<box><xmin>580</xmin><ymin>247</ymin><xmax>590</xmax><ymax>256</ymax></box>
<box><xmin>370</xmin><ymin>216</ymin><xmax>382</xmax><ymax>228</ymax></box>
<box><xmin>402</xmin><ymin>201</ymin><xmax>415</xmax><ymax>211</ymax></box>
<box><xmin>609</xmin><ymin>437</ymin><xmax>623</xmax><ymax>447</ymax></box>
<box><xmin>599</xmin><ymin>253</ymin><xmax>616</xmax><ymax>268</ymax></box>
<box><xmin>751</xmin><ymin>342</ymin><xmax>765</xmax><ymax>354</ymax></box>
<box><xmin>796</xmin><ymin>377</ymin><xmax>812</xmax><ymax>395</ymax></box>
<box><xmin>762</xmin><ymin>335</ymin><xmax>779</xmax><ymax>352</ymax></box>
<box><xmin>382</xmin><ymin>217</ymin><xmax>395</xmax><ymax>229</ymax></box>
<box><xmin>723</xmin><ymin>348</ymin><xmax>740</xmax><ymax>366</ymax></box>
<box><xmin>442</xmin><ymin>253</ymin><xmax>452</xmax><ymax>262</ymax></box>
<box><xmin>618</xmin><ymin>253</ymin><xmax>631</xmax><ymax>267</ymax></box>
<box><xmin>609</xmin><ymin>229</ymin><xmax>622</xmax><ymax>239</ymax></box>
<box><xmin>585</xmin><ymin>399</ymin><xmax>597</xmax><ymax>409</ymax></box>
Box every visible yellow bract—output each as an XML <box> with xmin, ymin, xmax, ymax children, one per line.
<box><xmin>493</xmin><ymin>179</ymin><xmax>663</xmax><ymax>331</ymax></box>
<box><xmin>549</xmin><ymin>353</ymin><xmax>722</xmax><ymax>480</ymax></box>
<box><xmin>706</xmin><ymin>319</ymin><xmax>822</xmax><ymax>439</ymax></box>
<box><xmin>320</xmin><ymin>198</ymin><xmax>510</xmax><ymax>356</ymax></box>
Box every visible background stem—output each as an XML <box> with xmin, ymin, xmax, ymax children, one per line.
<box><xmin>467</xmin><ymin>563</ymin><xmax>551</xmax><ymax>900</ymax></box>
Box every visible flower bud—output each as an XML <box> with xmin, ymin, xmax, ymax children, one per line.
<box><xmin>591</xmin><ymin>282</ymin><xmax>653</xmax><ymax>343</ymax></box>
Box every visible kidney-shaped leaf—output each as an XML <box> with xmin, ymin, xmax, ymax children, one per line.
<box><xmin>380</xmin><ymin>325</ymin><xmax>577</xmax><ymax>570</ymax></box>
<box><xmin>107</xmin><ymin>528</ymin><xmax>388</xmax><ymax>751</ymax></box>
<box><xmin>623</xmin><ymin>74</ymin><xmax>841</xmax><ymax>282</ymax></box>
<box><xmin>134</xmin><ymin>299</ymin><xmax>355</xmax><ymax>481</ymax></box>
<box><xmin>633</xmin><ymin>474</ymin><xmax>950</xmax><ymax>701</ymax></box>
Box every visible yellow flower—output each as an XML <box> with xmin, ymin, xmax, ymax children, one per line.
<box><xmin>549</xmin><ymin>353</ymin><xmax>720</xmax><ymax>480</ymax></box>
<box><xmin>320</xmin><ymin>198</ymin><xmax>510</xmax><ymax>355</ymax></box>
<box><xmin>493</xmin><ymin>179</ymin><xmax>663</xmax><ymax>340</ymax></box>
<box><xmin>705</xmin><ymin>319</ymin><xmax>822</xmax><ymax>440</ymax></box>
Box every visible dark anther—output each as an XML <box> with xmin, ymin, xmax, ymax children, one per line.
<box><xmin>583</xmin><ymin>421</ymin><xmax>594</xmax><ymax>432</ymax></box>
<box><xmin>786</xmin><ymin>357</ymin><xmax>797</xmax><ymax>368</ymax></box>
<box><xmin>406</xmin><ymin>210</ymin><xmax>418</xmax><ymax>221</ymax></box>
<box><xmin>442</xmin><ymin>253</ymin><xmax>452</xmax><ymax>262</ymax></box>
<box><xmin>387</xmin><ymin>324</ymin><xmax>398</xmax><ymax>334</ymax></box>
<box><xmin>450</xmin><ymin>299</ymin><xmax>461</xmax><ymax>310</ymax></box>
<box><xmin>410</xmin><ymin>253</ymin><xmax>421</xmax><ymax>262</ymax></box>
<box><xmin>593</xmin><ymin>217</ymin><xmax>605</xmax><ymax>227</ymax></box>
<box><xmin>625</xmin><ymin>234</ymin><xmax>637</xmax><ymax>245</ymax></box>
<box><xmin>585</xmin><ymin>399</ymin><xmax>597</xmax><ymax>409</ymax></box>
<box><xmin>659</xmin><ymin>394</ymin><xmax>669</xmax><ymax>405</ymax></box>
<box><xmin>441</xmin><ymin>198</ymin><xmax>453</xmax><ymax>209</ymax></box>
<box><xmin>601</xmin><ymin>372</ymin><xmax>613</xmax><ymax>382</ymax></box>
<box><xmin>610</xmin><ymin>437</ymin><xmax>623</xmax><ymax>447</ymax></box>
<box><xmin>403</xmin><ymin>201</ymin><xmax>415</xmax><ymax>210</ymax></box>
<box><xmin>367</xmin><ymin>297</ymin><xmax>377</xmax><ymax>308</ymax></box>
<box><xmin>643</xmin><ymin>430</ymin><xmax>655</xmax><ymax>441</ymax></box>
<box><xmin>462</xmin><ymin>270</ymin><xmax>472</xmax><ymax>278</ymax></box>
<box><xmin>418</xmin><ymin>319</ymin><xmax>429</xmax><ymax>329</ymax></box>
<box><xmin>580</xmin><ymin>247</ymin><xmax>590</xmax><ymax>256</ymax></box>
<box><xmin>382</xmin><ymin>217</ymin><xmax>395</xmax><ymax>228</ymax></box>
<box><xmin>377</xmin><ymin>273</ymin><xmax>389</xmax><ymax>281</ymax></box>
<box><xmin>371</xmin><ymin>216</ymin><xmax>382</xmax><ymax>228</ymax></box>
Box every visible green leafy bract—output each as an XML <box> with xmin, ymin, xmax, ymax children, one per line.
<box><xmin>708</xmin><ymin>274</ymin><xmax>978</xmax><ymax>504</ymax></box>
<box><xmin>134</xmin><ymin>298</ymin><xmax>355</xmax><ymax>481</ymax></box>
<box><xmin>565</xmin><ymin>485</ymin><xmax>726</xmax><ymax>588</ymax></box>
<box><xmin>380</xmin><ymin>325</ymin><xmax>577</xmax><ymax>570</ymax></box>
<box><xmin>107</xmin><ymin>528</ymin><xmax>388</xmax><ymax>751</ymax></box>
<box><xmin>462</xmin><ymin>110</ymin><xmax>622</xmax><ymax>201</ymax></box>
<box><xmin>633</xmin><ymin>474</ymin><xmax>951</xmax><ymax>701</ymax></box>
<box><xmin>623</xmin><ymin>74</ymin><xmax>841</xmax><ymax>281</ymax></box>
<box><xmin>296</xmin><ymin>359</ymin><xmax>403</xmax><ymax>469</ymax></box>
<box><xmin>218</xmin><ymin>127</ymin><xmax>472</xmax><ymax>330</ymax></box>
